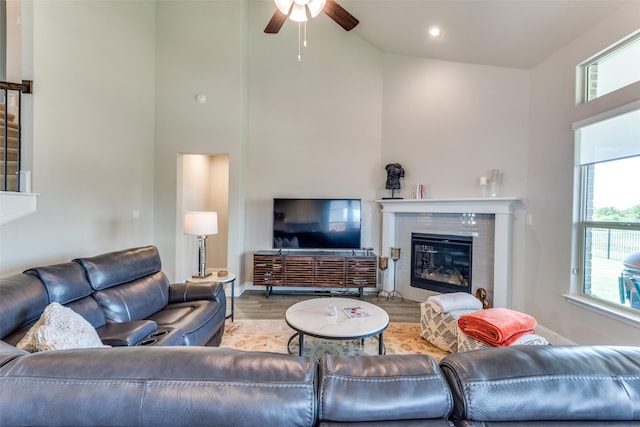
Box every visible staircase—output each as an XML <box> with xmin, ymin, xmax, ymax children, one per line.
<box><xmin>0</xmin><ymin>80</ymin><xmax>37</xmax><ymax>226</ymax></box>
<box><xmin>1</xmin><ymin>102</ymin><xmax>20</xmax><ymax>191</ymax></box>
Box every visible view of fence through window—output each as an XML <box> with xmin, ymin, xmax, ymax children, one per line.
<box><xmin>584</xmin><ymin>156</ymin><xmax>640</xmax><ymax>309</ymax></box>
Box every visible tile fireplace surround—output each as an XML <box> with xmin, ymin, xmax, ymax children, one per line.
<box><xmin>378</xmin><ymin>198</ymin><xmax>521</xmax><ymax>308</ymax></box>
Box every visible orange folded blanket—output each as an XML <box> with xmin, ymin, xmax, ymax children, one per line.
<box><xmin>457</xmin><ymin>307</ymin><xmax>537</xmax><ymax>347</ymax></box>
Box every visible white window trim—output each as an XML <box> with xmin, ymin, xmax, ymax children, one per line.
<box><xmin>570</xmin><ymin>99</ymin><xmax>640</xmax><ymax>328</ymax></box>
<box><xmin>579</xmin><ymin>30</ymin><xmax>640</xmax><ymax>103</ymax></box>
<box><xmin>564</xmin><ymin>294</ymin><xmax>640</xmax><ymax>328</ymax></box>
<box><xmin>572</xmin><ymin>99</ymin><xmax>640</xmax><ymax>130</ymax></box>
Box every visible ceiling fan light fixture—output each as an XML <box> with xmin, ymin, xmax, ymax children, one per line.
<box><xmin>289</xmin><ymin>3</ymin><xmax>308</xmax><ymax>22</ymax></box>
<box><xmin>307</xmin><ymin>0</ymin><xmax>327</xmax><ymax>18</ymax></box>
<box><xmin>274</xmin><ymin>0</ymin><xmax>293</xmax><ymax>15</ymax></box>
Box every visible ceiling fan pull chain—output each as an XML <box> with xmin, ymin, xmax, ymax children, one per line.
<box><xmin>304</xmin><ymin>21</ymin><xmax>308</xmax><ymax>48</ymax></box>
<box><xmin>298</xmin><ymin>22</ymin><xmax>302</xmax><ymax>62</ymax></box>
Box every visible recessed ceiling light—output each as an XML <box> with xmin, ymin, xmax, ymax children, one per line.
<box><xmin>428</xmin><ymin>25</ymin><xmax>442</xmax><ymax>38</ymax></box>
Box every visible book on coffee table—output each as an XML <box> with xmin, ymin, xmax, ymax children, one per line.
<box><xmin>344</xmin><ymin>306</ymin><xmax>370</xmax><ymax>318</ymax></box>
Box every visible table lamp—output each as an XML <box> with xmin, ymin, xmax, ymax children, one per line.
<box><xmin>184</xmin><ymin>211</ymin><xmax>218</xmax><ymax>278</ymax></box>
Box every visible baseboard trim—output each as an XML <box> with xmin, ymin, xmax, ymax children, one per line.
<box><xmin>535</xmin><ymin>324</ymin><xmax>576</xmax><ymax>345</ymax></box>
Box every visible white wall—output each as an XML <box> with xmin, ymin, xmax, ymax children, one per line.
<box><xmin>243</xmin><ymin>0</ymin><xmax>384</xmax><ymax>282</ymax></box>
<box><xmin>208</xmin><ymin>154</ymin><xmax>230</xmax><ymax>269</ymax></box>
<box><xmin>0</xmin><ymin>0</ymin><xmax>156</xmax><ymax>275</ymax></box>
<box><xmin>154</xmin><ymin>1</ymin><xmax>246</xmax><ymax>282</ymax></box>
<box><xmin>382</xmin><ymin>55</ymin><xmax>529</xmax><ymax>200</ymax></box>
<box><xmin>5</xmin><ymin>0</ymin><xmax>21</xmax><ymax>81</ymax></box>
<box><xmin>527</xmin><ymin>1</ymin><xmax>640</xmax><ymax>344</ymax></box>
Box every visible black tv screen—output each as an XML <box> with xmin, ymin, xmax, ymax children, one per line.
<box><xmin>273</xmin><ymin>198</ymin><xmax>362</xmax><ymax>250</ymax></box>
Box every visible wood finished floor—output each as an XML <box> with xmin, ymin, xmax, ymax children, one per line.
<box><xmin>233</xmin><ymin>290</ymin><xmax>421</xmax><ymax>323</ymax></box>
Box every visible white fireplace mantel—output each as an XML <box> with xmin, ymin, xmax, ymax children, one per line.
<box><xmin>377</xmin><ymin>198</ymin><xmax>522</xmax><ymax>308</ymax></box>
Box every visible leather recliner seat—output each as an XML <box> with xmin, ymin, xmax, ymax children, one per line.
<box><xmin>0</xmin><ymin>246</ymin><xmax>226</xmax><ymax>348</ymax></box>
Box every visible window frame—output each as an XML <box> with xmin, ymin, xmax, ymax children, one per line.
<box><xmin>569</xmin><ymin>101</ymin><xmax>640</xmax><ymax>325</ymax></box>
<box><xmin>580</xmin><ymin>31</ymin><xmax>640</xmax><ymax>103</ymax></box>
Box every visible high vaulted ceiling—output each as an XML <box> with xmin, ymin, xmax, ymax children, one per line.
<box><xmin>328</xmin><ymin>0</ymin><xmax>631</xmax><ymax>69</ymax></box>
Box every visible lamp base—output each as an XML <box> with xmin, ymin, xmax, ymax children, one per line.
<box><xmin>190</xmin><ymin>271</ymin><xmax>213</xmax><ymax>279</ymax></box>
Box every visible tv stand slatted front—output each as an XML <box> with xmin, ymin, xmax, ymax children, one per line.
<box><xmin>253</xmin><ymin>250</ymin><xmax>377</xmax><ymax>298</ymax></box>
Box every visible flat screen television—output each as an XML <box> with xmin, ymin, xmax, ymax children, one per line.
<box><xmin>273</xmin><ymin>198</ymin><xmax>362</xmax><ymax>250</ymax></box>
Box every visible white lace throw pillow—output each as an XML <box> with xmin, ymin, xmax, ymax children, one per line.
<box><xmin>17</xmin><ymin>302</ymin><xmax>109</xmax><ymax>352</ymax></box>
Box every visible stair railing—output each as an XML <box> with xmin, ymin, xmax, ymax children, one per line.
<box><xmin>0</xmin><ymin>80</ymin><xmax>32</xmax><ymax>192</ymax></box>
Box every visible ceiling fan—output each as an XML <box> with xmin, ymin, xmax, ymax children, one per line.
<box><xmin>264</xmin><ymin>0</ymin><xmax>359</xmax><ymax>34</ymax></box>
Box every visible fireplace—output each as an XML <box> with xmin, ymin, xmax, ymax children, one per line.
<box><xmin>379</xmin><ymin>198</ymin><xmax>519</xmax><ymax>307</ymax></box>
<box><xmin>410</xmin><ymin>233</ymin><xmax>472</xmax><ymax>294</ymax></box>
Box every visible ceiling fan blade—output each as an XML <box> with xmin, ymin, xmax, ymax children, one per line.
<box><xmin>265</xmin><ymin>9</ymin><xmax>288</xmax><ymax>34</ymax></box>
<box><xmin>324</xmin><ymin>0</ymin><xmax>359</xmax><ymax>31</ymax></box>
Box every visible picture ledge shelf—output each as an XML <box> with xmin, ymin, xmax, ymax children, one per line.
<box><xmin>0</xmin><ymin>192</ymin><xmax>39</xmax><ymax>225</ymax></box>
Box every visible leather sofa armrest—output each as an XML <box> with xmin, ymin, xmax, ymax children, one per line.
<box><xmin>439</xmin><ymin>345</ymin><xmax>640</xmax><ymax>423</ymax></box>
<box><xmin>168</xmin><ymin>282</ymin><xmax>225</xmax><ymax>304</ymax></box>
<box><xmin>96</xmin><ymin>320</ymin><xmax>157</xmax><ymax>346</ymax></box>
<box><xmin>318</xmin><ymin>354</ymin><xmax>453</xmax><ymax>423</ymax></box>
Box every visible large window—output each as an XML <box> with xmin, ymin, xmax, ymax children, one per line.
<box><xmin>582</xmin><ymin>32</ymin><xmax>640</xmax><ymax>102</ymax></box>
<box><xmin>575</xmin><ymin>106</ymin><xmax>640</xmax><ymax>312</ymax></box>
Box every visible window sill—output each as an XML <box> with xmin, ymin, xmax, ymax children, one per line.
<box><xmin>563</xmin><ymin>294</ymin><xmax>640</xmax><ymax>328</ymax></box>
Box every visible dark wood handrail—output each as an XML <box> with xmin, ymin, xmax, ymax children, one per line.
<box><xmin>0</xmin><ymin>80</ymin><xmax>33</xmax><ymax>93</ymax></box>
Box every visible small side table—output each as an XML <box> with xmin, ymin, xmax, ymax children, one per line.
<box><xmin>186</xmin><ymin>268</ymin><xmax>236</xmax><ymax>321</ymax></box>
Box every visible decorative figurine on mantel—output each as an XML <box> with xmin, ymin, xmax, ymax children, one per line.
<box><xmin>383</xmin><ymin>163</ymin><xmax>405</xmax><ymax>199</ymax></box>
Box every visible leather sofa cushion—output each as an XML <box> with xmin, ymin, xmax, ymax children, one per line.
<box><xmin>65</xmin><ymin>296</ymin><xmax>106</xmax><ymax>329</ymax></box>
<box><xmin>318</xmin><ymin>422</ymin><xmax>452</xmax><ymax>426</ymax></box>
<box><xmin>0</xmin><ymin>347</ymin><xmax>317</xmax><ymax>427</ymax></box>
<box><xmin>0</xmin><ymin>341</ymin><xmax>28</xmax><ymax>366</ymax></box>
<box><xmin>0</xmin><ymin>274</ymin><xmax>48</xmax><ymax>339</ymax></box>
<box><xmin>440</xmin><ymin>345</ymin><xmax>640</xmax><ymax>422</ymax></box>
<box><xmin>25</xmin><ymin>261</ymin><xmax>92</xmax><ymax>304</ymax></box>
<box><xmin>76</xmin><ymin>246</ymin><xmax>162</xmax><ymax>291</ymax></box>
<box><xmin>93</xmin><ymin>271</ymin><xmax>169</xmax><ymax>323</ymax></box>
<box><xmin>149</xmin><ymin>300</ymin><xmax>223</xmax><ymax>346</ymax></box>
<box><xmin>318</xmin><ymin>354</ymin><xmax>453</xmax><ymax>423</ymax></box>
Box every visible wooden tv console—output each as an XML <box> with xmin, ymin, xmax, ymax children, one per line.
<box><xmin>253</xmin><ymin>250</ymin><xmax>377</xmax><ymax>298</ymax></box>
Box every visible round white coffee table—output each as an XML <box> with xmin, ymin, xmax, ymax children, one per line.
<box><xmin>285</xmin><ymin>298</ymin><xmax>389</xmax><ymax>356</ymax></box>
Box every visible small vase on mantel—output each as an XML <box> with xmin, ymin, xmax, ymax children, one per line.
<box><xmin>479</xmin><ymin>176</ymin><xmax>490</xmax><ymax>198</ymax></box>
<box><xmin>490</xmin><ymin>169</ymin><xmax>502</xmax><ymax>197</ymax></box>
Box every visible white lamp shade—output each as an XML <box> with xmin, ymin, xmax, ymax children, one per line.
<box><xmin>184</xmin><ymin>211</ymin><xmax>218</xmax><ymax>236</ymax></box>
